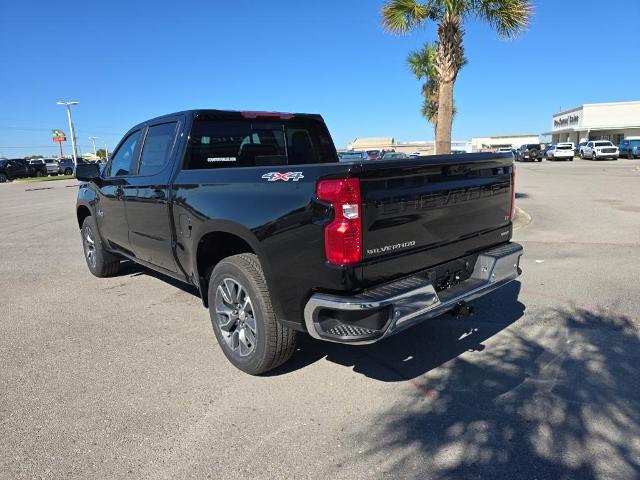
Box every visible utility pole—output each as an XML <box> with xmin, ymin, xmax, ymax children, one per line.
<box><xmin>105</xmin><ymin>143</ymin><xmax>109</xmax><ymax>162</ymax></box>
<box><xmin>89</xmin><ymin>136</ymin><xmax>98</xmax><ymax>155</ymax></box>
<box><xmin>56</xmin><ymin>101</ymin><xmax>79</xmax><ymax>172</ymax></box>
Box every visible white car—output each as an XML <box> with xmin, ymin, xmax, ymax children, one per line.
<box><xmin>546</xmin><ymin>143</ymin><xmax>574</xmax><ymax>161</ymax></box>
<box><xmin>496</xmin><ymin>147</ymin><xmax>514</xmax><ymax>154</ymax></box>
<box><xmin>580</xmin><ymin>141</ymin><xmax>619</xmax><ymax>160</ymax></box>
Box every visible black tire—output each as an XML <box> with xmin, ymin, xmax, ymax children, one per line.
<box><xmin>208</xmin><ymin>253</ymin><xmax>296</xmax><ymax>375</ymax></box>
<box><xmin>628</xmin><ymin>152</ymin><xmax>634</xmax><ymax>160</ymax></box>
<box><xmin>530</xmin><ymin>149</ymin><xmax>539</xmax><ymax>161</ymax></box>
<box><xmin>0</xmin><ymin>173</ymin><xmax>7</xmax><ymax>183</ymax></box>
<box><xmin>592</xmin><ymin>151</ymin><xmax>597</xmax><ymax>160</ymax></box>
<box><xmin>580</xmin><ymin>152</ymin><xmax>584</xmax><ymax>159</ymax></box>
<box><xmin>35</xmin><ymin>170</ymin><xmax>44</xmax><ymax>177</ymax></box>
<box><xmin>81</xmin><ymin>216</ymin><xmax>120</xmax><ymax>277</ymax></box>
<box><xmin>64</xmin><ymin>168</ymin><xmax>73</xmax><ymax>175</ymax></box>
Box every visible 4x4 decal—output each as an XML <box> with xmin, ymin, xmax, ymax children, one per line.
<box><xmin>261</xmin><ymin>172</ymin><xmax>304</xmax><ymax>182</ymax></box>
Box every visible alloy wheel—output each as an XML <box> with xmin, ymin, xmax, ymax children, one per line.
<box><xmin>214</xmin><ymin>278</ymin><xmax>257</xmax><ymax>357</ymax></box>
<box><xmin>83</xmin><ymin>225</ymin><xmax>97</xmax><ymax>269</ymax></box>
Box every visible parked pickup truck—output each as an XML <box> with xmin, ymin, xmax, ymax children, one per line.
<box><xmin>75</xmin><ymin>110</ymin><xmax>523</xmax><ymax>374</ymax></box>
<box><xmin>0</xmin><ymin>158</ymin><xmax>47</xmax><ymax>182</ymax></box>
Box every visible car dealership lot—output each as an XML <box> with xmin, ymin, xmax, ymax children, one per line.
<box><xmin>1</xmin><ymin>159</ymin><xmax>639</xmax><ymax>479</ymax></box>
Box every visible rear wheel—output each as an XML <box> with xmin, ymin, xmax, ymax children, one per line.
<box><xmin>35</xmin><ymin>170</ymin><xmax>44</xmax><ymax>177</ymax></box>
<box><xmin>208</xmin><ymin>253</ymin><xmax>296</xmax><ymax>375</ymax></box>
<box><xmin>0</xmin><ymin>173</ymin><xmax>7</xmax><ymax>183</ymax></box>
<box><xmin>81</xmin><ymin>216</ymin><xmax>120</xmax><ymax>277</ymax></box>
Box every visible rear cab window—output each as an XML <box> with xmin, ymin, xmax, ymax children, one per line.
<box><xmin>184</xmin><ymin>115</ymin><xmax>338</xmax><ymax>170</ymax></box>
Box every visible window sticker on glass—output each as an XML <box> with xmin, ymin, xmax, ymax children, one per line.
<box><xmin>207</xmin><ymin>157</ymin><xmax>237</xmax><ymax>163</ymax></box>
<box><xmin>201</xmin><ymin>136</ymin><xmax>211</xmax><ymax>145</ymax></box>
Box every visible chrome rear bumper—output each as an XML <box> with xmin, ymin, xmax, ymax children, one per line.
<box><xmin>304</xmin><ymin>242</ymin><xmax>523</xmax><ymax>344</ymax></box>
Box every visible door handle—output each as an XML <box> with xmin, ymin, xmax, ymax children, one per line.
<box><xmin>151</xmin><ymin>189</ymin><xmax>166</xmax><ymax>200</ymax></box>
<box><xmin>115</xmin><ymin>187</ymin><xmax>124</xmax><ymax>199</ymax></box>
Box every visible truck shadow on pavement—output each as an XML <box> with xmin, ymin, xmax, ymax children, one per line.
<box><xmin>274</xmin><ymin>281</ymin><xmax>525</xmax><ymax>379</ymax></box>
<box><xmin>342</xmin><ymin>305</ymin><xmax>640</xmax><ymax>479</ymax></box>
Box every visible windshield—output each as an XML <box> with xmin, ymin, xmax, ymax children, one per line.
<box><xmin>595</xmin><ymin>141</ymin><xmax>613</xmax><ymax>147</ymax></box>
<box><xmin>629</xmin><ymin>140</ymin><xmax>640</xmax><ymax>146</ymax></box>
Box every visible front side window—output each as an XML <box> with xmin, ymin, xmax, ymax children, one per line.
<box><xmin>138</xmin><ymin>122</ymin><xmax>177</xmax><ymax>176</ymax></box>
<box><xmin>107</xmin><ymin>130</ymin><xmax>142</xmax><ymax>177</ymax></box>
<box><xmin>185</xmin><ymin>117</ymin><xmax>337</xmax><ymax>170</ymax></box>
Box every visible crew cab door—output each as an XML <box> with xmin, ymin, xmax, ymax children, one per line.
<box><xmin>96</xmin><ymin>129</ymin><xmax>143</xmax><ymax>254</ymax></box>
<box><xmin>124</xmin><ymin>118</ymin><xmax>182</xmax><ymax>273</ymax></box>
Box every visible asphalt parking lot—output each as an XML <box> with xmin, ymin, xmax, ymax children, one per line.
<box><xmin>1</xmin><ymin>158</ymin><xmax>639</xmax><ymax>479</ymax></box>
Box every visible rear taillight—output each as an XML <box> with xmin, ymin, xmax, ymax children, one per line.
<box><xmin>316</xmin><ymin>178</ymin><xmax>362</xmax><ymax>266</ymax></box>
<box><xmin>510</xmin><ymin>165</ymin><xmax>516</xmax><ymax>222</ymax></box>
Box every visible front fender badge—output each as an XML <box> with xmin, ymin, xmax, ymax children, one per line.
<box><xmin>261</xmin><ymin>172</ymin><xmax>304</xmax><ymax>182</ymax></box>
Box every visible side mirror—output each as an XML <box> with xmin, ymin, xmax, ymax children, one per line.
<box><xmin>75</xmin><ymin>163</ymin><xmax>100</xmax><ymax>181</ymax></box>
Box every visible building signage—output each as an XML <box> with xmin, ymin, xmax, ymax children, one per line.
<box><xmin>553</xmin><ymin>113</ymin><xmax>581</xmax><ymax>130</ymax></box>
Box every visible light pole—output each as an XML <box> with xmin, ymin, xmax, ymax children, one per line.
<box><xmin>104</xmin><ymin>143</ymin><xmax>109</xmax><ymax>162</ymax></box>
<box><xmin>56</xmin><ymin>101</ymin><xmax>79</xmax><ymax>170</ymax></box>
<box><xmin>89</xmin><ymin>136</ymin><xmax>98</xmax><ymax>156</ymax></box>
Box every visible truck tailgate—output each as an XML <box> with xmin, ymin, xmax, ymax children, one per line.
<box><xmin>358</xmin><ymin>154</ymin><xmax>514</xmax><ymax>279</ymax></box>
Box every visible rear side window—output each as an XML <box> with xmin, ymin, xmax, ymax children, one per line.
<box><xmin>138</xmin><ymin>122</ymin><xmax>177</xmax><ymax>176</ymax></box>
<box><xmin>185</xmin><ymin>117</ymin><xmax>337</xmax><ymax>169</ymax></box>
<box><xmin>107</xmin><ymin>130</ymin><xmax>142</xmax><ymax>177</ymax></box>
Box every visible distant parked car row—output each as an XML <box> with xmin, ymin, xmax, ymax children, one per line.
<box><xmin>0</xmin><ymin>157</ymin><xmax>105</xmax><ymax>183</ymax></box>
<box><xmin>0</xmin><ymin>158</ymin><xmax>47</xmax><ymax>182</ymax></box>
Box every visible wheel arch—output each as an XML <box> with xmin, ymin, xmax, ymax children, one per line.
<box><xmin>77</xmin><ymin>204</ymin><xmax>92</xmax><ymax>229</ymax></box>
<box><xmin>194</xmin><ymin>224</ymin><xmax>269</xmax><ymax>307</ymax></box>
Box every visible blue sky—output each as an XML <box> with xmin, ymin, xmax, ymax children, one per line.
<box><xmin>1</xmin><ymin>0</ymin><xmax>639</xmax><ymax>157</ymax></box>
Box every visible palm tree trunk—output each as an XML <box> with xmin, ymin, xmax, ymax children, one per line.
<box><xmin>436</xmin><ymin>80</ymin><xmax>453</xmax><ymax>154</ymax></box>
<box><xmin>434</xmin><ymin>14</ymin><xmax>463</xmax><ymax>155</ymax></box>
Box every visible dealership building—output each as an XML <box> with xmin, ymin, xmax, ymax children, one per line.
<box><xmin>543</xmin><ymin>101</ymin><xmax>640</xmax><ymax>145</ymax></box>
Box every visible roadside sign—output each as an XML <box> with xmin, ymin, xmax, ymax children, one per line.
<box><xmin>52</xmin><ymin>129</ymin><xmax>66</xmax><ymax>142</ymax></box>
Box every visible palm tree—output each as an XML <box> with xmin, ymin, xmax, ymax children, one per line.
<box><xmin>407</xmin><ymin>42</ymin><xmax>466</xmax><ymax>140</ymax></box>
<box><xmin>382</xmin><ymin>0</ymin><xmax>532</xmax><ymax>154</ymax></box>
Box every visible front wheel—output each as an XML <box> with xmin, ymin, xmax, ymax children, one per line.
<box><xmin>35</xmin><ymin>170</ymin><xmax>44</xmax><ymax>177</ymax></box>
<box><xmin>64</xmin><ymin>168</ymin><xmax>73</xmax><ymax>175</ymax></box>
<box><xmin>208</xmin><ymin>253</ymin><xmax>296</xmax><ymax>375</ymax></box>
<box><xmin>81</xmin><ymin>216</ymin><xmax>120</xmax><ymax>277</ymax></box>
<box><xmin>0</xmin><ymin>173</ymin><xmax>7</xmax><ymax>183</ymax></box>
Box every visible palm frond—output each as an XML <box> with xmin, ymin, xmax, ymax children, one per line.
<box><xmin>470</xmin><ymin>0</ymin><xmax>533</xmax><ymax>38</ymax></box>
<box><xmin>407</xmin><ymin>43</ymin><xmax>437</xmax><ymax>80</ymax></box>
<box><xmin>381</xmin><ymin>0</ymin><xmax>434</xmax><ymax>34</ymax></box>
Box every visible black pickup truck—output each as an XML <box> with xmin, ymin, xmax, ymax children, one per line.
<box><xmin>0</xmin><ymin>158</ymin><xmax>47</xmax><ymax>182</ymax></box>
<box><xmin>75</xmin><ymin>110</ymin><xmax>523</xmax><ymax>374</ymax></box>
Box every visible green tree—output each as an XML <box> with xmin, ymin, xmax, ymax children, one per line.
<box><xmin>96</xmin><ymin>148</ymin><xmax>107</xmax><ymax>159</ymax></box>
<box><xmin>382</xmin><ymin>0</ymin><xmax>532</xmax><ymax>154</ymax></box>
<box><xmin>407</xmin><ymin>42</ymin><xmax>466</xmax><ymax>137</ymax></box>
